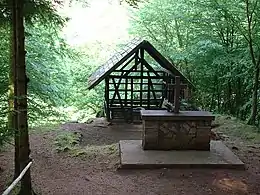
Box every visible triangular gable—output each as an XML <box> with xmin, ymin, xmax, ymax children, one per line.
<box><xmin>143</xmin><ymin>41</ymin><xmax>193</xmax><ymax>86</ymax></box>
<box><xmin>87</xmin><ymin>39</ymin><xmax>193</xmax><ymax>89</ymax></box>
<box><xmin>88</xmin><ymin>38</ymin><xmax>144</xmax><ymax>89</ymax></box>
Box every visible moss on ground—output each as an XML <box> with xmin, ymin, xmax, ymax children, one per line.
<box><xmin>214</xmin><ymin>115</ymin><xmax>260</xmax><ymax>143</ymax></box>
<box><xmin>54</xmin><ymin>130</ymin><xmax>118</xmax><ymax>160</ymax></box>
<box><xmin>54</xmin><ymin>131</ymin><xmax>82</xmax><ymax>152</ymax></box>
<box><xmin>30</xmin><ymin>123</ymin><xmax>60</xmax><ymax>134</ymax></box>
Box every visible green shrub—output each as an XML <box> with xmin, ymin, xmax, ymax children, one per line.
<box><xmin>54</xmin><ymin>131</ymin><xmax>82</xmax><ymax>152</ymax></box>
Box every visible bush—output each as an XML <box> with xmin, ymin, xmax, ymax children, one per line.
<box><xmin>54</xmin><ymin>131</ymin><xmax>82</xmax><ymax>152</ymax></box>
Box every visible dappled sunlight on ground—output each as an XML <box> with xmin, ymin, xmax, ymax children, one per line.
<box><xmin>213</xmin><ymin>178</ymin><xmax>248</xmax><ymax>194</ymax></box>
<box><xmin>1</xmin><ymin>117</ymin><xmax>260</xmax><ymax>195</ymax></box>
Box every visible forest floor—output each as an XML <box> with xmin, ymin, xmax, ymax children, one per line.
<box><xmin>0</xmin><ymin>116</ymin><xmax>260</xmax><ymax>195</ymax></box>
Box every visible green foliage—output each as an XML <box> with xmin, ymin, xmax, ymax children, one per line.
<box><xmin>129</xmin><ymin>0</ymin><xmax>260</xmax><ymax>125</ymax></box>
<box><xmin>69</xmin><ymin>143</ymin><xmax>118</xmax><ymax>159</ymax></box>
<box><xmin>64</xmin><ymin>44</ymin><xmax>106</xmax><ymax>121</ymax></box>
<box><xmin>54</xmin><ymin>131</ymin><xmax>82</xmax><ymax>152</ymax></box>
<box><xmin>76</xmin><ymin>144</ymin><xmax>118</xmax><ymax>159</ymax></box>
<box><xmin>0</xmin><ymin>23</ymin><xmax>10</xmax><ymax>147</ymax></box>
<box><xmin>0</xmin><ymin>0</ymin><xmax>64</xmax><ymax>25</ymax></box>
<box><xmin>0</xmin><ymin>0</ymin><xmax>72</xmax><ymax>146</ymax></box>
<box><xmin>1</xmin><ymin>0</ymin><xmax>259</xmax><ymax>149</ymax></box>
<box><xmin>214</xmin><ymin>115</ymin><xmax>260</xmax><ymax>142</ymax></box>
<box><xmin>54</xmin><ymin>130</ymin><xmax>118</xmax><ymax>160</ymax></box>
<box><xmin>30</xmin><ymin>123</ymin><xmax>60</xmax><ymax>133</ymax></box>
<box><xmin>21</xmin><ymin>22</ymin><xmax>75</xmax><ymax>126</ymax></box>
<box><xmin>26</xmin><ymin>24</ymin><xmax>69</xmax><ymax>106</ymax></box>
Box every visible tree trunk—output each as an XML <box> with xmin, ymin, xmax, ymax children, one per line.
<box><xmin>174</xmin><ymin>19</ymin><xmax>183</xmax><ymax>49</ymax></box>
<box><xmin>247</xmin><ymin>66</ymin><xmax>259</xmax><ymax>125</ymax></box>
<box><xmin>235</xmin><ymin>78</ymin><xmax>242</xmax><ymax>118</ymax></box>
<box><xmin>209</xmin><ymin>93</ymin><xmax>215</xmax><ymax>111</ymax></box>
<box><xmin>245</xmin><ymin>0</ymin><xmax>259</xmax><ymax>125</ymax></box>
<box><xmin>14</xmin><ymin>0</ymin><xmax>33</xmax><ymax>194</ymax></box>
<box><xmin>227</xmin><ymin>80</ymin><xmax>232</xmax><ymax>114</ymax></box>
<box><xmin>10</xmin><ymin>0</ymin><xmax>20</xmax><ymax>180</ymax></box>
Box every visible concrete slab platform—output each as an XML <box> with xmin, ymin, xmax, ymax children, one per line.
<box><xmin>119</xmin><ymin>140</ymin><xmax>245</xmax><ymax>169</ymax></box>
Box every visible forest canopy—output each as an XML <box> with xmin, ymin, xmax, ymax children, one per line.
<box><xmin>0</xmin><ymin>0</ymin><xmax>260</xmax><ymax>147</ymax></box>
<box><xmin>0</xmin><ymin>0</ymin><xmax>259</xmax><ymax>194</ymax></box>
<box><xmin>129</xmin><ymin>0</ymin><xmax>260</xmax><ymax>125</ymax></box>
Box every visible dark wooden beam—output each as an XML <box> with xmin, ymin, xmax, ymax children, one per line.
<box><xmin>143</xmin><ymin>41</ymin><xmax>194</xmax><ymax>87</ymax></box>
<box><xmin>88</xmin><ymin>39</ymin><xmax>144</xmax><ymax>89</ymax></box>
<box><xmin>122</xmin><ymin>62</ymin><xmax>140</xmax><ymax>77</ymax></box>
<box><xmin>109</xmin><ymin>82</ymin><xmax>166</xmax><ymax>85</ymax></box>
<box><xmin>105</xmin><ymin>77</ymin><xmax>110</xmax><ymax>121</ymax></box>
<box><xmin>148</xmin><ymin>77</ymin><xmax>151</xmax><ymax>109</ymax></box>
<box><xmin>173</xmin><ymin>76</ymin><xmax>181</xmax><ymax>113</ymax></box>
<box><xmin>108</xmin><ymin>89</ymin><xmax>164</xmax><ymax>92</ymax></box>
<box><xmin>119</xmin><ymin>54</ymin><xmax>136</xmax><ymax>71</ymax></box>
<box><xmin>140</xmin><ymin>48</ymin><xmax>144</xmax><ymax>107</ymax></box>
<box><xmin>135</xmin><ymin>50</ymin><xmax>139</xmax><ymax>71</ymax></box>
<box><xmin>131</xmin><ymin>77</ymin><xmax>133</xmax><ymax>121</ymax></box>
<box><xmin>125</xmin><ymin>78</ymin><xmax>128</xmax><ymax>106</ymax></box>
<box><xmin>172</xmin><ymin>76</ymin><xmax>187</xmax><ymax>113</ymax></box>
<box><xmin>142</xmin><ymin>59</ymin><xmax>161</xmax><ymax>77</ymax></box>
<box><xmin>109</xmin><ymin>75</ymin><xmax>168</xmax><ymax>79</ymax></box>
<box><xmin>147</xmin><ymin>71</ymin><xmax>159</xmax><ymax>107</ymax></box>
<box><xmin>111</xmin><ymin>77</ymin><xmax>124</xmax><ymax>108</ymax></box>
<box><xmin>112</xmin><ymin>70</ymin><xmax>165</xmax><ymax>74</ymax></box>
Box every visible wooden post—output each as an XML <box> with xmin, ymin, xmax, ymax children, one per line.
<box><xmin>125</xmin><ymin>78</ymin><xmax>128</xmax><ymax>107</ymax></box>
<box><xmin>135</xmin><ymin>51</ymin><xmax>139</xmax><ymax>71</ymax></box>
<box><xmin>147</xmin><ymin>76</ymin><xmax>150</xmax><ymax>109</ymax></box>
<box><xmin>105</xmin><ymin>77</ymin><xmax>110</xmax><ymax>121</ymax></box>
<box><xmin>140</xmin><ymin>48</ymin><xmax>144</xmax><ymax>107</ymax></box>
<box><xmin>173</xmin><ymin>76</ymin><xmax>181</xmax><ymax>113</ymax></box>
<box><xmin>131</xmin><ymin>77</ymin><xmax>134</xmax><ymax>121</ymax></box>
<box><xmin>172</xmin><ymin>76</ymin><xmax>187</xmax><ymax>113</ymax></box>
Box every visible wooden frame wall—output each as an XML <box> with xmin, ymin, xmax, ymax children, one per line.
<box><xmin>104</xmin><ymin>48</ymin><xmax>188</xmax><ymax>122</ymax></box>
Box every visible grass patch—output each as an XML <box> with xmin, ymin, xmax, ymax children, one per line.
<box><xmin>54</xmin><ymin>131</ymin><xmax>118</xmax><ymax>160</ymax></box>
<box><xmin>30</xmin><ymin>123</ymin><xmax>60</xmax><ymax>134</ymax></box>
<box><xmin>54</xmin><ymin>131</ymin><xmax>82</xmax><ymax>152</ymax></box>
<box><xmin>214</xmin><ymin>115</ymin><xmax>260</xmax><ymax>142</ymax></box>
<box><xmin>73</xmin><ymin>144</ymin><xmax>118</xmax><ymax>158</ymax></box>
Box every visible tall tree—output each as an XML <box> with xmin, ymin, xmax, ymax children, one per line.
<box><xmin>129</xmin><ymin>0</ymin><xmax>260</xmax><ymax>125</ymax></box>
<box><xmin>10</xmin><ymin>0</ymin><xmax>20</xmax><ymax>180</ymax></box>
<box><xmin>12</xmin><ymin>0</ymin><xmax>33</xmax><ymax>193</ymax></box>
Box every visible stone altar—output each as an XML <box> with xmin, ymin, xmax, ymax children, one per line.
<box><xmin>141</xmin><ymin>110</ymin><xmax>215</xmax><ymax>150</ymax></box>
<box><xmin>119</xmin><ymin>76</ymin><xmax>244</xmax><ymax>169</ymax></box>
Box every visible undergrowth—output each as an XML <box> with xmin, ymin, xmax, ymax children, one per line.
<box><xmin>214</xmin><ymin>115</ymin><xmax>260</xmax><ymax>143</ymax></box>
<box><xmin>54</xmin><ymin>131</ymin><xmax>118</xmax><ymax>159</ymax></box>
<box><xmin>30</xmin><ymin>123</ymin><xmax>60</xmax><ymax>134</ymax></box>
<box><xmin>54</xmin><ymin>131</ymin><xmax>82</xmax><ymax>152</ymax></box>
<box><xmin>73</xmin><ymin>144</ymin><xmax>118</xmax><ymax>158</ymax></box>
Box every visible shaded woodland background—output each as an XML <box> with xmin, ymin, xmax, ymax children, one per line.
<box><xmin>0</xmin><ymin>0</ymin><xmax>260</xmax><ymax>145</ymax></box>
<box><xmin>0</xmin><ymin>0</ymin><xmax>260</xmax><ymax>194</ymax></box>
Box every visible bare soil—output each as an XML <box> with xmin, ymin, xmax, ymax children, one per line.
<box><xmin>1</xmin><ymin>118</ymin><xmax>260</xmax><ymax>195</ymax></box>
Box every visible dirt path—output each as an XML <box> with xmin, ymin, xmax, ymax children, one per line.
<box><xmin>1</xmin><ymin>118</ymin><xmax>260</xmax><ymax>195</ymax></box>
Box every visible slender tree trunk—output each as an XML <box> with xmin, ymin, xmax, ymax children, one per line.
<box><xmin>14</xmin><ymin>0</ymin><xmax>33</xmax><ymax>194</ymax></box>
<box><xmin>174</xmin><ymin>19</ymin><xmax>183</xmax><ymax>49</ymax></box>
<box><xmin>236</xmin><ymin>78</ymin><xmax>242</xmax><ymax>118</ymax></box>
<box><xmin>246</xmin><ymin>31</ymin><xmax>259</xmax><ymax>125</ymax></box>
<box><xmin>227</xmin><ymin>80</ymin><xmax>232</xmax><ymax>114</ymax></box>
<box><xmin>10</xmin><ymin>0</ymin><xmax>20</xmax><ymax>180</ymax></box>
<box><xmin>245</xmin><ymin>0</ymin><xmax>259</xmax><ymax>125</ymax></box>
<box><xmin>209</xmin><ymin>93</ymin><xmax>215</xmax><ymax>111</ymax></box>
<box><xmin>248</xmin><ymin>66</ymin><xmax>259</xmax><ymax>125</ymax></box>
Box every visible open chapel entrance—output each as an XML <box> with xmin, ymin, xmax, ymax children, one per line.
<box><xmin>87</xmin><ymin>39</ymin><xmax>193</xmax><ymax>122</ymax></box>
